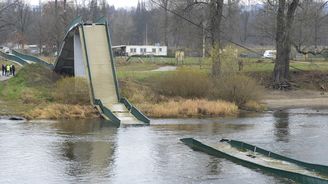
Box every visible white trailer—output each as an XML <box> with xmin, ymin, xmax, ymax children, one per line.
<box><xmin>113</xmin><ymin>45</ymin><xmax>167</xmax><ymax>56</ymax></box>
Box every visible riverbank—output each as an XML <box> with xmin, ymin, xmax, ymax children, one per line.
<box><xmin>263</xmin><ymin>90</ymin><xmax>328</xmax><ymax>110</ymax></box>
<box><xmin>2</xmin><ymin>62</ymin><xmax>328</xmax><ymax>120</ymax></box>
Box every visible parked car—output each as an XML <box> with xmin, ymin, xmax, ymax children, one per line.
<box><xmin>263</xmin><ymin>50</ymin><xmax>276</xmax><ymax>59</ymax></box>
<box><xmin>3</xmin><ymin>47</ymin><xmax>10</xmax><ymax>54</ymax></box>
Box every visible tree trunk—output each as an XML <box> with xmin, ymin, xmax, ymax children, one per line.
<box><xmin>210</xmin><ymin>0</ymin><xmax>224</xmax><ymax>77</ymax></box>
<box><xmin>273</xmin><ymin>0</ymin><xmax>299</xmax><ymax>88</ymax></box>
<box><xmin>163</xmin><ymin>0</ymin><xmax>169</xmax><ymax>46</ymax></box>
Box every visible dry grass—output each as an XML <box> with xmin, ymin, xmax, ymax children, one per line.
<box><xmin>20</xmin><ymin>88</ymin><xmax>42</xmax><ymax>104</ymax></box>
<box><xmin>242</xmin><ymin>100</ymin><xmax>267</xmax><ymax>112</ymax></box>
<box><xmin>138</xmin><ymin>99</ymin><xmax>238</xmax><ymax>118</ymax></box>
<box><xmin>119</xmin><ymin>79</ymin><xmax>159</xmax><ymax>104</ymax></box>
<box><xmin>25</xmin><ymin>103</ymin><xmax>100</xmax><ymax>120</ymax></box>
<box><xmin>52</xmin><ymin>77</ymin><xmax>90</xmax><ymax>104</ymax></box>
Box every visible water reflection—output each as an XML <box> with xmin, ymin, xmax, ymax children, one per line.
<box><xmin>55</xmin><ymin>120</ymin><xmax>118</xmax><ymax>183</ymax></box>
<box><xmin>0</xmin><ymin>109</ymin><xmax>327</xmax><ymax>183</ymax></box>
<box><xmin>273</xmin><ymin>110</ymin><xmax>290</xmax><ymax>142</ymax></box>
<box><xmin>206</xmin><ymin>157</ymin><xmax>222</xmax><ymax>175</ymax></box>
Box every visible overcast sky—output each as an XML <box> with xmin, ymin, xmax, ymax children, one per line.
<box><xmin>30</xmin><ymin>0</ymin><xmax>140</xmax><ymax>8</ymax></box>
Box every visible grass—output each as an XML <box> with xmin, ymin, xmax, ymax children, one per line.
<box><xmin>242</xmin><ymin>100</ymin><xmax>267</xmax><ymax>112</ymax></box>
<box><xmin>0</xmin><ymin>64</ymin><xmax>58</xmax><ymax>101</ymax></box>
<box><xmin>116</xmin><ymin>56</ymin><xmax>210</xmax><ymax>66</ymax></box>
<box><xmin>25</xmin><ymin>104</ymin><xmax>100</xmax><ymax>120</ymax></box>
<box><xmin>38</xmin><ymin>56</ymin><xmax>56</xmax><ymax>64</ymax></box>
<box><xmin>0</xmin><ymin>64</ymin><xmax>98</xmax><ymax>119</ymax></box>
<box><xmin>53</xmin><ymin>77</ymin><xmax>90</xmax><ymax>104</ymax></box>
<box><xmin>117</xmin><ymin>62</ymin><xmax>159</xmax><ymax>71</ymax></box>
<box><xmin>137</xmin><ymin>99</ymin><xmax>238</xmax><ymax>118</ymax></box>
<box><xmin>239</xmin><ymin>58</ymin><xmax>328</xmax><ymax>72</ymax></box>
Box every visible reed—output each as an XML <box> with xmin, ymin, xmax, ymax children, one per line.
<box><xmin>25</xmin><ymin>103</ymin><xmax>99</xmax><ymax>120</ymax></box>
<box><xmin>138</xmin><ymin>99</ymin><xmax>238</xmax><ymax>118</ymax></box>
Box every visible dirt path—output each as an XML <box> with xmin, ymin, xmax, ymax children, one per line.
<box><xmin>0</xmin><ymin>76</ymin><xmax>11</xmax><ymax>81</ymax></box>
<box><xmin>152</xmin><ymin>66</ymin><xmax>177</xmax><ymax>72</ymax></box>
<box><xmin>263</xmin><ymin>89</ymin><xmax>328</xmax><ymax>110</ymax></box>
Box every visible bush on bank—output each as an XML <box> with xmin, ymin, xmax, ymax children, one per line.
<box><xmin>53</xmin><ymin>77</ymin><xmax>90</xmax><ymax>104</ymax></box>
<box><xmin>152</xmin><ymin>69</ymin><xmax>211</xmax><ymax>98</ymax></box>
<box><xmin>210</xmin><ymin>74</ymin><xmax>264</xmax><ymax>106</ymax></box>
<box><xmin>135</xmin><ymin>69</ymin><xmax>264</xmax><ymax>108</ymax></box>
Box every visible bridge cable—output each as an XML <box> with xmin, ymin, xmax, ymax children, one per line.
<box><xmin>149</xmin><ymin>0</ymin><xmax>262</xmax><ymax>56</ymax></box>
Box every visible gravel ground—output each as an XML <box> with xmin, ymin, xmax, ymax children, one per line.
<box><xmin>263</xmin><ymin>89</ymin><xmax>328</xmax><ymax>110</ymax></box>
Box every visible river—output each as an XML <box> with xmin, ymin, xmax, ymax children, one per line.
<box><xmin>0</xmin><ymin>108</ymin><xmax>328</xmax><ymax>183</ymax></box>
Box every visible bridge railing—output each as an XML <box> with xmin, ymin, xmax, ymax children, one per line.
<box><xmin>0</xmin><ymin>51</ymin><xmax>28</xmax><ymax>66</ymax></box>
<box><xmin>54</xmin><ymin>16</ymin><xmax>83</xmax><ymax>70</ymax></box>
<box><xmin>94</xmin><ymin>99</ymin><xmax>121</xmax><ymax>126</ymax></box>
<box><xmin>120</xmin><ymin>97</ymin><xmax>150</xmax><ymax>124</ymax></box>
<box><xmin>65</xmin><ymin>16</ymin><xmax>83</xmax><ymax>35</ymax></box>
<box><xmin>11</xmin><ymin>50</ymin><xmax>53</xmax><ymax>69</ymax></box>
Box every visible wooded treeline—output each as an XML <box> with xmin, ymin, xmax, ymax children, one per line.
<box><xmin>0</xmin><ymin>0</ymin><xmax>327</xmax><ymax>54</ymax></box>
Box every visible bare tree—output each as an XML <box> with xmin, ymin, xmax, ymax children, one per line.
<box><xmin>293</xmin><ymin>0</ymin><xmax>328</xmax><ymax>56</ymax></box>
<box><xmin>273</xmin><ymin>0</ymin><xmax>299</xmax><ymax>88</ymax></box>
<box><xmin>183</xmin><ymin>0</ymin><xmax>224</xmax><ymax>76</ymax></box>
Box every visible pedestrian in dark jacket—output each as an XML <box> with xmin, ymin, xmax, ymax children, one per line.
<box><xmin>10</xmin><ymin>65</ymin><xmax>12</xmax><ymax>75</ymax></box>
<box><xmin>1</xmin><ymin>64</ymin><xmax>5</xmax><ymax>76</ymax></box>
<box><xmin>11</xmin><ymin>65</ymin><xmax>15</xmax><ymax>76</ymax></box>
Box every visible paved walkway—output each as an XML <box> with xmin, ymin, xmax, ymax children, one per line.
<box><xmin>152</xmin><ymin>66</ymin><xmax>177</xmax><ymax>72</ymax></box>
<box><xmin>0</xmin><ymin>75</ymin><xmax>12</xmax><ymax>81</ymax></box>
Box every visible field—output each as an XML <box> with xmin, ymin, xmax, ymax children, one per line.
<box><xmin>116</xmin><ymin>56</ymin><xmax>328</xmax><ymax>80</ymax></box>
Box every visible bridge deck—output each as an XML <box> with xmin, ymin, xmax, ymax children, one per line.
<box><xmin>81</xmin><ymin>25</ymin><xmax>143</xmax><ymax>125</ymax></box>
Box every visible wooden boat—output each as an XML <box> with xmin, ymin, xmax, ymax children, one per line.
<box><xmin>181</xmin><ymin>138</ymin><xmax>328</xmax><ymax>184</ymax></box>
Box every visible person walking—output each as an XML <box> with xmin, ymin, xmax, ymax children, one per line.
<box><xmin>10</xmin><ymin>65</ymin><xmax>12</xmax><ymax>75</ymax></box>
<box><xmin>6</xmin><ymin>64</ymin><xmax>10</xmax><ymax>76</ymax></box>
<box><xmin>1</xmin><ymin>64</ymin><xmax>5</xmax><ymax>76</ymax></box>
<box><xmin>11</xmin><ymin>65</ymin><xmax>15</xmax><ymax>76</ymax></box>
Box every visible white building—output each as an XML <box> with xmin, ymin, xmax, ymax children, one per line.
<box><xmin>112</xmin><ymin>45</ymin><xmax>167</xmax><ymax>56</ymax></box>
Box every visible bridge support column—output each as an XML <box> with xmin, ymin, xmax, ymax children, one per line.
<box><xmin>74</xmin><ymin>32</ymin><xmax>86</xmax><ymax>77</ymax></box>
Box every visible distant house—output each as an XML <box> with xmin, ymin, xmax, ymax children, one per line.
<box><xmin>112</xmin><ymin>45</ymin><xmax>167</xmax><ymax>56</ymax></box>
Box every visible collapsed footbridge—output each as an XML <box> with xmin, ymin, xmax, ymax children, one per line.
<box><xmin>1</xmin><ymin>17</ymin><xmax>150</xmax><ymax>126</ymax></box>
<box><xmin>54</xmin><ymin>17</ymin><xmax>150</xmax><ymax>125</ymax></box>
<box><xmin>0</xmin><ymin>49</ymin><xmax>52</xmax><ymax>68</ymax></box>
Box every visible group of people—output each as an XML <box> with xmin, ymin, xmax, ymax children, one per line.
<box><xmin>1</xmin><ymin>64</ymin><xmax>15</xmax><ymax>77</ymax></box>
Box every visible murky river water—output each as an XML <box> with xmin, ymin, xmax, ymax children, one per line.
<box><xmin>0</xmin><ymin>108</ymin><xmax>328</xmax><ymax>184</ymax></box>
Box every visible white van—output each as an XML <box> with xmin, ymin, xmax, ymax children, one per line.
<box><xmin>263</xmin><ymin>50</ymin><xmax>276</xmax><ymax>59</ymax></box>
<box><xmin>2</xmin><ymin>47</ymin><xmax>10</xmax><ymax>54</ymax></box>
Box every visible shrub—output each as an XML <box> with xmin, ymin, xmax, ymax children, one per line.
<box><xmin>209</xmin><ymin>44</ymin><xmax>240</xmax><ymax>76</ymax></box>
<box><xmin>210</xmin><ymin>74</ymin><xmax>264</xmax><ymax>106</ymax></box>
<box><xmin>53</xmin><ymin>77</ymin><xmax>90</xmax><ymax>104</ymax></box>
<box><xmin>119</xmin><ymin>79</ymin><xmax>159</xmax><ymax>104</ymax></box>
<box><xmin>152</xmin><ymin>69</ymin><xmax>211</xmax><ymax>98</ymax></box>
